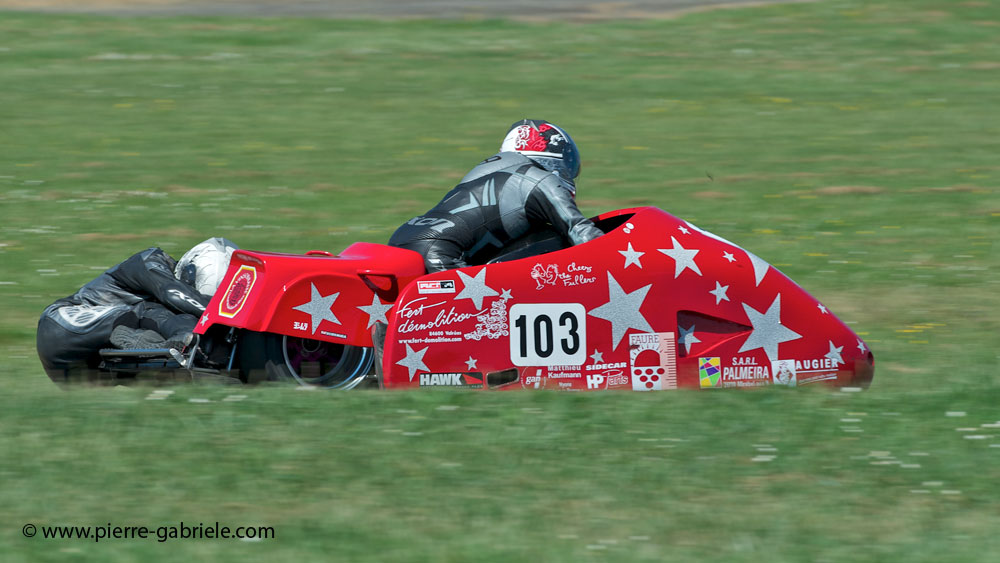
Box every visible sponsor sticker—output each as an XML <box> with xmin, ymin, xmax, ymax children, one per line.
<box><xmin>219</xmin><ymin>265</ymin><xmax>256</xmax><ymax>318</ymax></box>
<box><xmin>418</xmin><ymin>372</ymin><xmax>483</xmax><ymax>388</ymax></box>
<box><xmin>699</xmin><ymin>357</ymin><xmax>722</xmax><ymax>389</ymax></box>
<box><xmin>789</xmin><ymin>357</ymin><xmax>840</xmax><ymax>386</ymax></box>
<box><xmin>397</xmin><ymin>297</ymin><xmax>481</xmax><ymax>334</ymax></box>
<box><xmin>521</xmin><ymin>368</ymin><xmax>546</xmax><ymax>389</ymax></box>
<box><xmin>586</xmin><ymin>373</ymin><xmax>608</xmax><ymax>390</ymax></box>
<box><xmin>464</xmin><ymin>292</ymin><xmax>511</xmax><ymax>341</ymax></box>
<box><xmin>720</xmin><ymin>356</ymin><xmax>771</xmax><ymax>388</ymax></box>
<box><xmin>529</xmin><ymin>262</ymin><xmax>597</xmax><ymax>290</ymax></box>
<box><xmin>629</xmin><ymin>332</ymin><xmax>677</xmax><ymax>391</ymax></box>
<box><xmin>771</xmin><ymin>360</ymin><xmax>797</xmax><ymax>387</ymax></box>
<box><xmin>417</xmin><ymin>280</ymin><xmax>456</xmax><ymax>294</ymax></box>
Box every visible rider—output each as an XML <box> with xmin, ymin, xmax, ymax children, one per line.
<box><xmin>388</xmin><ymin>119</ymin><xmax>604</xmax><ymax>272</ymax></box>
<box><xmin>36</xmin><ymin>237</ymin><xmax>238</xmax><ymax>385</ymax></box>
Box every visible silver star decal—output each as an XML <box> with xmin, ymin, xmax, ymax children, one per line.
<box><xmin>658</xmin><ymin>236</ymin><xmax>702</xmax><ymax>278</ymax></box>
<box><xmin>590</xmin><ymin>350</ymin><xmax>604</xmax><ymax>363</ymax></box>
<box><xmin>465</xmin><ymin>356</ymin><xmax>478</xmax><ymax>370</ymax></box>
<box><xmin>744</xmin><ymin>249</ymin><xmax>771</xmax><ymax>286</ymax></box>
<box><xmin>500</xmin><ymin>288</ymin><xmax>513</xmax><ymax>300</ymax></box>
<box><xmin>817</xmin><ymin>303</ymin><xmax>828</xmax><ymax>314</ymax></box>
<box><xmin>709</xmin><ymin>281</ymin><xmax>730</xmax><ymax>304</ymax></box>
<box><xmin>357</xmin><ymin>294</ymin><xmax>393</xmax><ymax>329</ymax></box>
<box><xmin>678</xmin><ymin>324</ymin><xmax>701</xmax><ymax>354</ymax></box>
<box><xmin>738</xmin><ymin>294</ymin><xmax>802</xmax><ymax>362</ymax></box>
<box><xmin>455</xmin><ymin>268</ymin><xmax>499</xmax><ymax>309</ymax></box>
<box><xmin>723</xmin><ymin>251</ymin><xmax>736</xmax><ymax>263</ymax></box>
<box><xmin>678</xmin><ymin>225</ymin><xmax>690</xmax><ymax>235</ymax></box>
<box><xmin>857</xmin><ymin>339</ymin><xmax>867</xmax><ymax>354</ymax></box>
<box><xmin>825</xmin><ymin>341</ymin><xmax>844</xmax><ymax>365</ymax></box>
<box><xmin>397</xmin><ymin>344</ymin><xmax>429</xmax><ymax>381</ymax></box>
<box><xmin>588</xmin><ymin>272</ymin><xmax>653</xmax><ymax>349</ymax></box>
<box><xmin>293</xmin><ymin>283</ymin><xmax>340</xmax><ymax>335</ymax></box>
<box><xmin>619</xmin><ymin>242</ymin><xmax>645</xmax><ymax>270</ymax></box>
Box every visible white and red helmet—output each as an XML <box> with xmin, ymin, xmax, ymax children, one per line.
<box><xmin>500</xmin><ymin>119</ymin><xmax>581</xmax><ymax>183</ymax></box>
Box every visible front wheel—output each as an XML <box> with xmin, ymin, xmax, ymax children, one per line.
<box><xmin>238</xmin><ymin>331</ymin><xmax>374</xmax><ymax>389</ymax></box>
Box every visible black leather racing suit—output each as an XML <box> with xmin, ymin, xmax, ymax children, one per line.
<box><xmin>389</xmin><ymin>152</ymin><xmax>604</xmax><ymax>272</ymax></box>
<box><xmin>36</xmin><ymin>247</ymin><xmax>209</xmax><ymax>383</ymax></box>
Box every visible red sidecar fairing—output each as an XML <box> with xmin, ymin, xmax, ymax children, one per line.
<box><xmin>380</xmin><ymin>206</ymin><xmax>874</xmax><ymax>391</ymax></box>
<box><xmin>196</xmin><ymin>242</ymin><xmax>425</xmax><ymax>348</ymax></box>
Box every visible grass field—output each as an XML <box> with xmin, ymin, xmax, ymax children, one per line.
<box><xmin>1</xmin><ymin>1</ymin><xmax>999</xmax><ymax>560</ymax></box>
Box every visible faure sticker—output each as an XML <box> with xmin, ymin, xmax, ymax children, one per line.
<box><xmin>629</xmin><ymin>332</ymin><xmax>677</xmax><ymax>391</ymax></box>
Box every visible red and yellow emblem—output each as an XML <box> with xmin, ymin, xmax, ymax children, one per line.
<box><xmin>219</xmin><ymin>265</ymin><xmax>257</xmax><ymax>318</ymax></box>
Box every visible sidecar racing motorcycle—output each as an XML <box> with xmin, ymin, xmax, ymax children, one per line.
<box><xmin>98</xmin><ymin>207</ymin><xmax>875</xmax><ymax>390</ymax></box>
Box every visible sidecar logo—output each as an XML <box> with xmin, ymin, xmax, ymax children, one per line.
<box><xmin>417</xmin><ymin>280</ymin><xmax>456</xmax><ymax>294</ymax></box>
<box><xmin>219</xmin><ymin>265</ymin><xmax>257</xmax><ymax>318</ymax></box>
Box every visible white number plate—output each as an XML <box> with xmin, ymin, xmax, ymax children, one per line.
<box><xmin>509</xmin><ymin>304</ymin><xmax>586</xmax><ymax>366</ymax></box>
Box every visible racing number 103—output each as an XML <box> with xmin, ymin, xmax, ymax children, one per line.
<box><xmin>509</xmin><ymin>304</ymin><xmax>586</xmax><ymax>366</ymax></box>
<box><xmin>514</xmin><ymin>312</ymin><xmax>578</xmax><ymax>358</ymax></box>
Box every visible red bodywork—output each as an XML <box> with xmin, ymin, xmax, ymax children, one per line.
<box><xmin>197</xmin><ymin>207</ymin><xmax>874</xmax><ymax>391</ymax></box>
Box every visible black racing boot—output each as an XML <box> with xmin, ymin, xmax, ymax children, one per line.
<box><xmin>110</xmin><ymin>325</ymin><xmax>168</xmax><ymax>350</ymax></box>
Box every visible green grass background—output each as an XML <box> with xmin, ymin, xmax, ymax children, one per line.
<box><xmin>1</xmin><ymin>1</ymin><xmax>998</xmax><ymax>560</ymax></box>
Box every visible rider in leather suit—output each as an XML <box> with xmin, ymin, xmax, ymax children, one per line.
<box><xmin>389</xmin><ymin>119</ymin><xmax>603</xmax><ymax>272</ymax></box>
<box><xmin>36</xmin><ymin>238</ymin><xmax>237</xmax><ymax>384</ymax></box>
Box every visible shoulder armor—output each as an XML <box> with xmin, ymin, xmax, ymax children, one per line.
<box><xmin>459</xmin><ymin>152</ymin><xmax>534</xmax><ymax>184</ymax></box>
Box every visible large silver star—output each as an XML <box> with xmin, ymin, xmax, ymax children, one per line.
<box><xmin>590</xmin><ymin>350</ymin><xmax>604</xmax><ymax>363</ymax></box>
<box><xmin>588</xmin><ymin>272</ymin><xmax>653</xmax><ymax>349</ymax></box>
<box><xmin>738</xmin><ymin>294</ymin><xmax>802</xmax><ymax>362</ymax></box>
<box><xmin>709</xmin><ymin>281</ymin><xmax>730</xmax><ymax>304</ymax></box>
<box><xmin>619</xmin><ymin>242</ymin><xmax>645</xmax><ymax>270</ymax></box>
<box><xmin>658</xmin><ymin>236</ymin><xmax>702</xmax><ymax>278</ymax></box>
<box><xmin>357</xmin><ymin>294</ymin><xmax>393</xmax><ymax>329</ymax></box>
<box><xmin>397</xmin><ymin>344</ymin><xmax>429</xmax><ymax>381</ymax></box>
<box><xmin>455</xmin><ymin>268</ymin><xmax>499</xmax><ymax>310</ymax></box>
<box><xmin>293</xmin><ymin>283</ymin><xmax>340</xmax><ymax>335</ymax></box>
<box><xmin>825</xmin><ymin>340</ymin><xmax>844</xmax><ymax>365</ymax></box>
<box><xmin>683</xmin><ymin>220</ymin><xmax>767</xmax><ymax>283</ymax></box>
<box><xmin>744</xmin><ymin>249</ymin><xmax>771</xmax><ymax>287</ymax></box>
<box><xmin>678</xmin><ymin>324</ymin><xmax>701</xmax><ymax>354</ymax></box>
<box><xmin>465</xmin><ymin>356</ymin><xmax>478</xmax><ymax>370</ymax></box>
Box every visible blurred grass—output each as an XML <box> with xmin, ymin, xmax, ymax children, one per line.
<box><xmin>1</xmin><ymin>0</ymin><xmax>998</xmax><ymax>561</ymax></box>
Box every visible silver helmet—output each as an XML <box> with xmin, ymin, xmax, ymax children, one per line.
<box><xmin>174</xmin><ymin>237</ymin><xmax>239</xmax><ymax>297</ymax></box>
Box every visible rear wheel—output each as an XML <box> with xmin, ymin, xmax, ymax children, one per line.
<box><xmin>238</xmin><ymin>331</ymin><xmax>374</xmax><ymax>389</ymax></box>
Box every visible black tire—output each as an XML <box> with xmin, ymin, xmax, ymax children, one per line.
<box><xmin>237</xmin><ymin>330</ymin><xmax>374</xmax><ymax>389</ymax></box>
<box><xmin>372</xmin><ymin>322</ymin><xmax>387</xmax><ymax>390</ymax></box>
